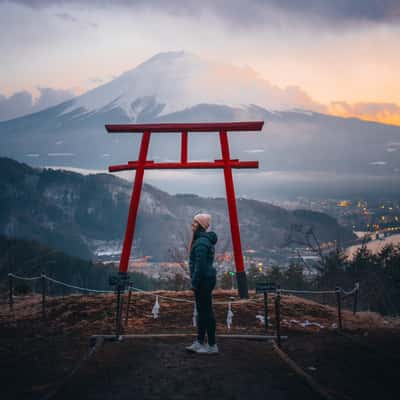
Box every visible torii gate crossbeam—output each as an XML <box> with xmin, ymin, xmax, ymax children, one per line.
<box><xmin>106</xmin><ymin>121</ymin><xmax>264</xmax><ymax>298</ymax></box>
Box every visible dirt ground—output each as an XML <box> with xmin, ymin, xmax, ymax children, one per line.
<box><xmin>55</xmin><ymin>337</ymin><xmax>322</xmax><ymax>400</ymax></box>
<box><xmin>1</xmin><ymin>291</ymin><xmax>399</xmax><ymax>400</ymax></box>
<box><xmin>281</xmin><ymin>329</ymin><xmax>400</xmax><ymax>400</ymax></box>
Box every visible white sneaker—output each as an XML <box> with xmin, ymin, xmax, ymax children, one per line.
<box><xmin>185</xmin><ymin>340</ymin><xmax>204</xmax><ymax>352</ymax></box>
<box><xmin>195</xmin><ymin>344</ymin><xmax>219</xmax><ymax>354</ymax></box>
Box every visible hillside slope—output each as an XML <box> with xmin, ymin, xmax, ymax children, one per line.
<box><xmin>0</xmin><ymin>158</ymin><xmax>355</xmax><ymax>261</ymax></box>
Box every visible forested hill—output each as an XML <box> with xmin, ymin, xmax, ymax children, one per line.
<box><xmin>0</xmin><ymin>157</ymin><xmax>355</xmax><ymax>261</ymax></box>
<box><xmin>0</xmin><ymin>235</ymin><xmax>160</xmax><ymax>293</ymax></box>
<box><xmin>0</xmin><ymin>235</ymin><xmax>112</xmax><ymax>293</ymax></box>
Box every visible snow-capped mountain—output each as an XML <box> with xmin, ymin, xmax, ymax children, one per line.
<box><xmin>60</xmin><ymin>51</ymin><xmax>312</xmax><ymax>120</ymax></box>
<box><xmin>0</xmin><ymin>51</ymin><xmax>399</xmax><ymax>199</ymax></box>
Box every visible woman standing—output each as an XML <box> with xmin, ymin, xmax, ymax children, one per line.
<box><xmin>185</xmin><ymin>213</ymin><xmax>219</xmax><ymax>354</ymax></box>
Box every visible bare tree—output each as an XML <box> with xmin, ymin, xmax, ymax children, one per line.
<box><xmin>284</xmin><ymin>223</ymin><xmax>329</xmax><ymax>273</ymax></box>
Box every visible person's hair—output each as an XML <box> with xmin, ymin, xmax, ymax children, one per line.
<box><xmin>197</xmin><ymin>224</ymin><xmax>205</xmax><ymax>232</ymax></box>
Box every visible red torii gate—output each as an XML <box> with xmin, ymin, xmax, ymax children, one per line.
<box><xmin>106</xmin><ymin>121</ymin><xmax>264</xmax><ymax>298</ymax></box>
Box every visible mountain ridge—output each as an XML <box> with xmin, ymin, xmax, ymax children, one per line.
<box><xmin>0</xmin><ymin>157</ymin><xmax>354</xmax><ymax>262</ymax></box>
<box><xmin>1</xmin><ymin>51</ymin><xmax>399</xmax><ymax>199</ymax></box>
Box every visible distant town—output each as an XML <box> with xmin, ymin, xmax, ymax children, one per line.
<box><xmin>96</xmin><ymin>197</ymin><xmax>400</xmax><ymax>283</ymax></box>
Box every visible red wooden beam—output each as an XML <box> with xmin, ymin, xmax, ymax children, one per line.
<box><xmin>118</xmin><ymin>131</ymin><xmax>151</xmax><ymax>275</ymax></box>
<box><xmin>181</xmin><ymin>130</ymin><xmax>188</xmax><ymax>163</ymax></box>
<box><xmin>219</xmin><ymin>130</ymin><xmax>245</xmax><ymax>276</ymax></box>
<box><xmin>108</xmin><ymin>120</ymin><xmax>264</xmax><ymax>299</ymax></box>
<box><xmin>106</xmin><ymin>121</ymin><xmax>264</xmax><ymax>133</ymax></box>
<box><xmin>108</xmin><ymin>160</ymin><xmax>258</xmax><ymax>172</ymax></box>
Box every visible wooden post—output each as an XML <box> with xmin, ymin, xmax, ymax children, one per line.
<box><xmin>8</xmin><ymin>273</ymin><xmax>13</xmax><ymax>311</ymax></box>
<box><xmin>275</xmin><ymin>289</ymin><xmax>281</xmax><ymax>347</ymax></box>
<box><xmin>41</xmin><ymin>273</ymin><xmax>46</xmax><ymax>320</ymax></box>
<box><xmin>125</xmin><ymin>286</ymin><xmax>132</xmax><ymax>326</ymax></box>
<box><xmin>353</xmin><ymin>282</ymin><xmax>359</xmax><ymax>315</ymax></box>
<box><xmin>263</xmin><ymin>291</ymin><xmax>268</xmax><ymax>335</ymax></box>
<box><xmin>336</xmin><ymin>287</ymin><xmax>342</xmax><ymax>330</ymax></box>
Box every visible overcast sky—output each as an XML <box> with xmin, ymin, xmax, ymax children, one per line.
<box><xmin>1</xmin><ymin>0</ymin><xmax>400</xmax><ymax>124</ymax></box>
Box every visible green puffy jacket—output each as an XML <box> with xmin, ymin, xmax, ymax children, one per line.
<box><xmin>189</xmin><ymin>230</ymin><xmax>218</xmax><ymax>290</ymax></box>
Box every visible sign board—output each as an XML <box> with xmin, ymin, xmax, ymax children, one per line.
<box><xmin>256</xmin><ymin>282</ymin><xmax>277</xmax><ymax>293</ymax></box>
<box><xmin>109</xmin><ymin>274</ymin><xmax>130</xmax><ymax>287</ymax></box>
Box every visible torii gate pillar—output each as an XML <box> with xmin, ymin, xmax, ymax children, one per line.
<box><xmin>106</xmin><ymin>121</ymin><xmax>264</xmax><ymax>299</ymax></box>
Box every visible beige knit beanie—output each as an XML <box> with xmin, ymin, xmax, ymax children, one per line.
<box><xmin>194</xmin><ymin>213</ymin><xmax>212</xmax><ymax>230</ymax></box>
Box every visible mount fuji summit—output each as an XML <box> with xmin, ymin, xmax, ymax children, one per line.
<box><xmin>0</xmin><ymin>51</ymin><xmax>399</xmax><ymax>198</ymax></box>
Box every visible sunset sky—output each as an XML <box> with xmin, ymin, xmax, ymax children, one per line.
<box><xmin>1</xmin><ymin>0</ymin><xmax>400</xmax><ymax>125</ymax></box>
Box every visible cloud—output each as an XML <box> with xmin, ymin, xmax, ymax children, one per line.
<box><xmin>0</xmin><ymin>91</ymin><xmax>33</xmax><ymax>121</ymax></box>
<box><xmin>54</xmin><ymin>10</ymin><xmax>98</xmax><ymax>28</ymax></box>
<box><xmin>0</xmin><ymin>87</ymin><xmax>75</xmax><ymax>121</ymax></box>
<box><xmin>54</xmin><ymin>11</ymin><xmax>78</xmax><ymax>23</ymax></box>
<box><xmin>5</xmin><ymin>1</ymin><xmax>400</xmax><ymax>28</ymax></box>
<box><xmin>328</xmin><ymin>101</ymin><xmax>400</xmax><ymax>126</ymax></box>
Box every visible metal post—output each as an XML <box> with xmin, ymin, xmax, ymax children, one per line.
<box><xmin>275</xmin><ymin>289</ymin><xmax>281</xmax><ymax>347</ymax></box>
<box><xmin>353</xmin><ymin>282</ymin><xmax>359</xmax><ymax>315</ymax></box>
<box><xmin>336</xmin><ymin>287</ymin><xmax>342</xmax><ymax>330</ymax></box>
<box><xmin>219</xmin><ymin>129</ymin><xmax>248</xmax><ymax>298</ymax></box>
<box><xmin>118</xmin><ymin>131</ymin><xmax>151</xmax><ymax>274</ymax></box>
<box><xmin>119</xmin><ymin>289</ymin><xmax>124</xmax><ymax>333</ymax></box>
<box><xmin>115</xmin><ymin>272</ymin><xmax>127</xmax><ymax>337</ymax></box>
<box><xmin>115</xmin><ymin>283</ymin><xmax>122</xmax><ymax>337</ymax></box>
<box><xmin>263</xmin><ymin>291</ymin><xmax>268</xmax><ymax>335</ymax></box>
<box><xmin>8</xmin><ymin>273</ymin><xmax>13</xmax><ymax>311</ymax></box>
<box><xmin>41</xmin><ymin>273</ymin><xmax>46</xmax><ymax>320</ymax></box>
<box><xmin>125</xmin><ymin>285</ymin><xmax>132</xmax><ymax>326</ymax></box>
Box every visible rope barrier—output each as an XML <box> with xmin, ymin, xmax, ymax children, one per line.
<box><xmin>7</xmin><ymin>272</ymin><xmax>359</xmax><ymax>331</ymax></box>
<box><xmin>130</xmin><ymin>285</ymin><xmax>261</xmax><ymax>305</ymax></box>
<box><xmin>340</xmin><ymin>283</ymin><xmax>359</xmax><ymax>297</ymax></box>
<box><xmin>130</xmin><ymin>286</ymin><xmax>194</xmax><ymax>303</ymax></box>
<box><xmin>279</xmin><ymin>289</ymin><xmax>337</xmax><ymax>295</ymax></box>
<box><xmin>44</xmin><ymin>276</ymin><xmax>114</xmax><ymax>293</ymax></box>
<box><xmin>9</xmin><ymin>273</ymin><xmax>359</xmax><ymax>303</ymax></box>
<box><xmin>8</xmin><ymin>272</ymin><xmax>42</xmax><ymax>281</ymax></box>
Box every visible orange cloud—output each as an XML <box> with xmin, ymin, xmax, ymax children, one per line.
<box><xmin>328</xmin><ymin>101</ymin><xmax>400</xmax><ymax>126</ymax></box>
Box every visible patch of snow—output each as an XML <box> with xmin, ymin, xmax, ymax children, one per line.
<box><xmin>369</xmin><ymin>161</ymin><xmax>387</xmax><ymax>166</ymax></box>
<box><xmin>345</xmin><ymin>234</ymin><xmax>400</xmax><ymax>259</ymax></box>
<box><xmin>47</xmin><ymin>153</ymin><xmax>75</xmax><ymax>157</ymax></box>
<box><xmin>300</xmin><ymin>320</ymin><xmax>324</xmax><ymax>328</ymax></box>
<box><xmin>244</xmin><ymin>149</ymin><xmax>265</xmax><ymax>153</ymax></box>
<box><xmin>288</xmin><ymin>319</ymin><xmax>324</xmax><ymax>328</ymax></box>
<box><xmin>288</xmin><ymin>108</ymin><xmax>315</xmax><ymax>116</ymax></box>
<box><xmin>45</xmin><ymin>166</ymin><xmax>107</xmax><ymax>175</ymax></box>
